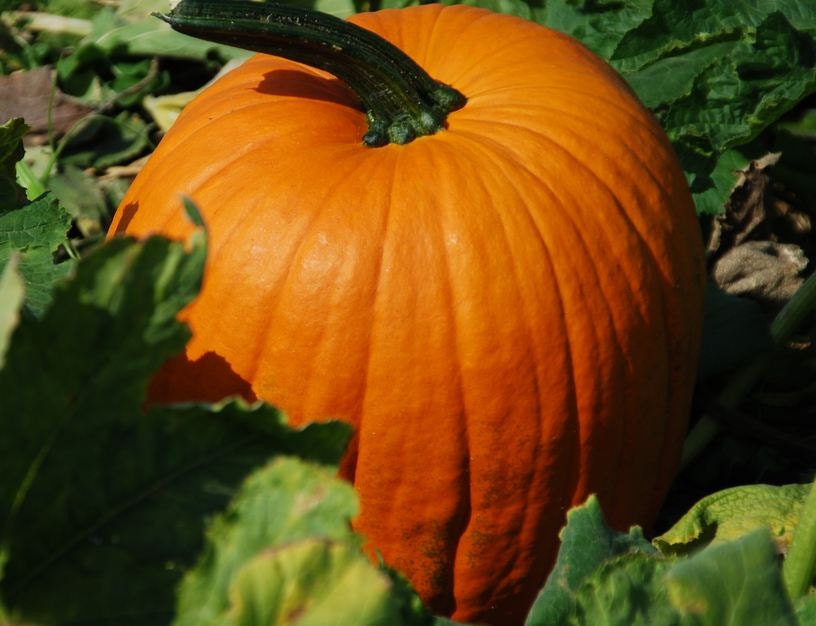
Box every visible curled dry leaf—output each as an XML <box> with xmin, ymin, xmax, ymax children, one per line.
<box><xmin>708</xmin><ymin>153</ymin><xmax>810</xmax><ymax>306</ymax></box>
<box><xmin>707</xmin><ymin>153</ymin><xmax>782</xmax><ymax>256</ymax></box>
<box><xmin>712</xmin><ymin>241</ymin><xmax>809</xmax><ymax>305</ymax></box>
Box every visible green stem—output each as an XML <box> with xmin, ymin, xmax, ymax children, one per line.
<box><xmin>681</xmin><ymin>271</ymin><xmax>816</xmax><ymax>469</ymax></box>
<box><xmin>783</xmin><ymin>476</ymin><xmax>816</xmax><ymax>600</ymax></box>
<box><xmin>156</xmin><ymin>0</ymin><xmax>466</xmax><ymax>146</ymax></box>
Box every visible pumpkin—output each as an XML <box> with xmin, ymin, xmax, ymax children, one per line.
<box><xmin>108</xmin><ymin>2</ymin><xmax>705</xmax><ymax>623</ymax></box>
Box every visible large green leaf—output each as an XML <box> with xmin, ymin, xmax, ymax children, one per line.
<box><xmin>525</xmin><ymin>494</ymin><xmax>807</xmax><ymax>626</ymax></box>
<box><xmin>524</xmin><ymin>495</ymin><xmax>657</xmax><ymax>626</ymax></box>
<box><xmin>0</xmin><ymin>221</ymin><xmax>351</xmax><ymax>625</ymax></box>
<box><xmin>537</xmin><ymin>0</ymin><xmax>653</xmax><ymax>60</ymax></box>
<box><xmin>174</xmin><ymin>457</ymin><xmax>360</xmax><ymax>626</ymax></box>
<box><xmin>174</xmin><ymin>455</ymin><xmax>448</xmax><ymax>626</ymax></box>
<box><xmin>608</xmin><ymin>2</ymin><xmax>816</xmax><ymax>214</ymax></box>
<box><xmin>666</xmin><ymin>530</ymin><xmax>798</xmax><ymax>626</ymax></box>
<box><xmin>796</xmin><ymin>593</ymin><xmax>816</xmax><ymax>625</ymax></box>
<box><xmin>568</xmin><ymin>553</ymin><xmax>686</xmax><ymax>626</ymax></box>
<box><xmin>224</xmin><ymin>538</ymin><xmax>404</xmax><ymax>626</ymax></box>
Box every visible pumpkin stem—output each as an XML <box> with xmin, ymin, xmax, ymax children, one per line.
<box><xmin>156</xmin><ymin>0</ymin><xmax>467</xmax><ymax>146</ymax></box>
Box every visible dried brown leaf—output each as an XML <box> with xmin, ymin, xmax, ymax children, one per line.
<box><xmin>712</xmin><ymin>240</ymin><xmax>808</xmax><ymax>305</ymax></box>
<box><xmin>0</xmin><ymin>67</ymin><xmax>92</xmax><ymax>139</ymax></box>
<box><xmin>707</xmin><ymin>153</ymin><xmax>781</xmax><ymax>259</ymax></box>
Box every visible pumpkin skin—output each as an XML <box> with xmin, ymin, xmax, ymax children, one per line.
<box><xmin>109</xmin><ymin>4</ymin><xmax>705</xmax><ymax>624</ymax></box>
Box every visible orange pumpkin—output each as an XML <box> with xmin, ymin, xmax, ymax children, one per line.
<box><xmin>109</xmin><ymin>3</ymin><xmax>705</xmax><ymax>623</ymax></box>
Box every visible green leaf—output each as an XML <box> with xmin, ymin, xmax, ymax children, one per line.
<box><xmin>525</xmin><ymin>495</ymin><xmax>656</xmax><ymax>626</ymax></box>
<box><xmin>0</xmin><ymin>254</ymin><xmax>24</xmax><ymax>369</ymax></box>
<box><xmin>290</xmin><ymin>0</ymin><xmax>357</xmax><ymax>19</ymax></box>
<box><xmin>605</xmin><ymin>2</ymin><xmax>816</xmax><ymax>214</ymax></box>
<box><xmin>441</xmin><ymin>0</ymin><xmax>534</xmax><ymax>20</ymax></box>
<box><xmin>0</xmin><ymin>229</ymin><xmax>202</xmax><ymax>622</ymax></box>
<box><xmin>654</xmin><ymin>484</ymin><xmax>811</xmax><ymax>556</ymax></box>
<box><xmin>538</xmin><ymin>0</ymin><xmax>652</xmax><ymax>60</ymax></box>
<box><xmin>0</xmin><ymin>193</ymin><xmax>73</xmax><ymax>317</ymax></box>
<box><xmin>174</xmin><ymin>457</ymin><xmax>359</xmax><ymax>626</ymax></box>
<box><xmin>665</xmin><ymin>530</ymin><xmax>798</xmax><ymax>626</ymax></box>
<box><xmin>526</xmin><ymin>496</ymin><xmax>806</xmax><ymax>626</ymax></box>
<box><xmin>61</xmin><ymin>111</ymin><xmax>152</xmax><ymax>169</ymax></box>
<box><xmin>224</xmin><ymin>538</ymin><xmax>405</xmax><ymax>626</ymax></box>
<box><xmin>0</xmin><ymin>227</ymin><xmax>352</xmax><ymax>625</ymax></box>
<box><xmin>91</xmin><ymin>9</ymin><xmax>251</xmax><ymax>62</ymax></box>
<box><xmin>660</xmin><ymin>12</ymin><xmax>815</xmax><ymax>148</ymax></box>
<box><xmin>0</xmin><ymin>118</ymin><xmax>28</xmax><ymax>212</ymax></box>
<box><xmin>175</xmin><ymin>457</ymin><xmax>441</xmax><ymax>626</ymax></box>
<box><xmin>779</xmin><ymin>108</ymin><xmax>816</xmax><ymax>139</ymax></box>
<box><xmin>795</xmin><ymin>592</ymin><xmax>816</xmax><ymax>625</ymax></box>
<box><xmin>47</xmin><ymin>164</ymin><xmax>109</xmax><ymax>236</ymax></box>
<box><xmin>688</xmin><ymin>148</ymin><xmax>753</xmax><ymax>216</ymax></box>
<box><xmin>14</xmin><ymin>161</ymin><xmax>47</xmax><ymax>202</ymax></box>
<box><xmin>569</xmin><ymin>553</ymin><xmax>686</xmax><ymax>626</ymax></box>
<box><xmin>1</xmin><ymin>114</ymin><xmax>72</xmax><ymax>310</ymax></box>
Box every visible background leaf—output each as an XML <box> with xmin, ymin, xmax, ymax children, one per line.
<box><xmin>90</xmin><ymin>8</ymin><xmax>251</xmax><ymax>62</ymax></box>
<box><xmin>60</xmin><ymin>112</ymin><xmax>152</xmax><ymax>169</ymax></box>
<box><xmin>536</xmin><ymin>0</ymin><xmax>652</xmax><ymax>59</ymax></box>
<box><xmin>608</xmin><ymin>1</ymin><xmax>816</xmax><ymax>214</ymax></box>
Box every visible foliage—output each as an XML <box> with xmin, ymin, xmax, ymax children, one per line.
<box><xmin>1</xmin><ymin>0</ymin><xmax>815</xmax><ymax>625</ymax></box>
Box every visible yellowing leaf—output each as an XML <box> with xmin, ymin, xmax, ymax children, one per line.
<box><xmin>655</xmin><ymin>483</ymin><xmax>810</xmax><ymax>555</ymax></box>
<box><xmin>665</xmin><ymin>530</ymin><xmax>797</xmax><ymax>626</ymax></box>
<box><xmin>0</xmin><ymin>254</ymin><xmax>24</xmax><ymax>369</ymax></box>
<box><xmin>225</xmin><ymin>539</ymin><xmax>402</xmax><ymax>626</ymax></box>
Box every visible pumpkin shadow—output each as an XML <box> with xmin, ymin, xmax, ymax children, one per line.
<box><xmin>112</xmin><ymin>201</ymin><xmax>138</xmax><ymax>234</ymax></box>
<box><xmin>147</xmin><ymin>351</ymin><xmax>257</xmax><ymax>405</ymax></box>
<box><xmin>255</xmin><ymin>69</ymin><xmax>362</xmax><ymax>110</ymax></box>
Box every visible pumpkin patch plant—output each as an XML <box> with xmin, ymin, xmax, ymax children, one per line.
<box><xmin>106</xmin><ymin>0</ymin><xmax>706</xmax><ymax>623</ymax></box>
